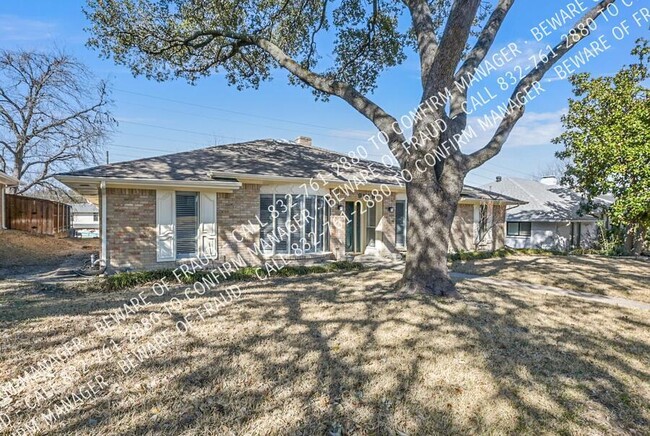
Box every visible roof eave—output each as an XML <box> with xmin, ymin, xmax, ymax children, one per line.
<box><xmin>0</xmin><ymin>172</ymin><xmax>20</xmax><ymax>186</ymax></box>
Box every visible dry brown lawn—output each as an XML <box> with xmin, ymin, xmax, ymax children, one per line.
<box><xmin>0</xmin><ymin>267</ymin><xmax>649</xmax><ymax>435</ymax></box>
<box><xmin>0</xmin><ymin>230</ymin><xmax>97</xmax><ymax>269</ymax></box>
<box><xmin>451</xmin><ymin>254</ymin><xmax>650</xmax><ymax>304</ymax></box>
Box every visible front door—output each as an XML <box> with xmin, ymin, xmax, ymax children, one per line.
<box><xmin>345</xmin><ymin>201</ymin><xmax>377</xmax><ymax>253</ymax></box>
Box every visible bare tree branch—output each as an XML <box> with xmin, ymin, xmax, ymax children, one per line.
<box><xmin>450</xmin><ymin>0</ymin><xmax>515</xmax><ymax>123</ymax></box>
<box><xmin>424</xmin><ymin>0</ymin><xmax>481</xmax><ymax>100</ymax></box>
<box><xmin>173</xmin><ymin>29</ymin><xmax>407</xmax><ymax>161</ymax></box>
<box><xmin>0</xmin><ymin>50</ymin><xmax>114</xmax><ymax>193</ymax></box>
<box><xmin>404</xmin><ymin>0</ymin><xmax>439</xmax><ymax>88</ymax></box>
<box><xmin>464</xmin><ymin>0</ymin><xmax>615</xmax><ymax>170</ymax></box>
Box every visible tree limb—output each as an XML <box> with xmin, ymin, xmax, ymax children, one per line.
<box><xmin>177</xmin><ymin>29</ymin><xmax>407</xmax><ymax>161</ymax></box>
<box><xmin>464</xmin><ymin>0</ymin><xmax>615</xmax><ymax>170</ymax></box>
<box><xmin>424</xmin><ymin>0</ymin><xmax>481</xmax><ymax>100</ymax></box>
<box><xmin>450</xmin><ymin>0</ymin><xmax>515</xmax><ymax>123</ymax></box>
<box><xmin>404</xmin><ymin>0</ymin><xmax>439</xmax><ymax>89</ymax></box>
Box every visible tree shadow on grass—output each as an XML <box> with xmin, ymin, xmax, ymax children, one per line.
<box><xmin>3</xmin><ymin>269</ymin><xmax>649</xmax><ymax>435</ymax></box>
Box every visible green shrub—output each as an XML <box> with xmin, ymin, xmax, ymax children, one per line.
<box><xmin>103</xmin><ymin>261</ymin><xmax>364</xmax><ymax>291</ymax></box>
<box><xmin>448</xmin><ymin>247</ymin><xmax>566</xmax><ymax>262</ymax></box>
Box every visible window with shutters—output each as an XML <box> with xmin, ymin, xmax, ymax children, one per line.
<box><xmin>259</xmin><ymin>194</ymin><xmax>329</xmax><ymax>254</ymax></box>
<box><xmin>176</xmin><ymin>192</ymin><xmax>199</xmax><ymax>259</ymax></box>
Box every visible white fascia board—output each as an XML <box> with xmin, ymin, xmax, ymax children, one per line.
<box><xmin>56</xmin><ymin>175</ymin><xmax>242</xmax><ymax>191</ymax></box>
<box><xmin>0</xmin><ymin>172</ymin><xmax>19</xmax><ymax>186</ymax></box>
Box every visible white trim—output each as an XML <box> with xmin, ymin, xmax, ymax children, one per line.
<box><xmin>259</xmin><ymin>183</ymin><xmax>329</xmax><ymax>196</ymax></box>
<box><xmin>0</xmin><ymin>172</ymin><xmax>19</xmax><ymax>186</ymax></box>
<box><xmin>156</xmin><ymin>190</ymin><xmax>176</xmax><ymax>262</ymax></box>
<box><xmin>100</xmin><ymin>181</ymin><xmax>107</xmax><ymax>262</ymax></box>
<box><xmin>56</xmin><ymin>175</ymin><xmax>241</xmax><ymax>191</ymax></box>
<box><xmin>1</xmin><ymin>185</ymin><xmax>5</xmax><ymax>230</ymax></box>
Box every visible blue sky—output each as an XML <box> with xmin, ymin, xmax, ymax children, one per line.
<box><xmin>1</xmin><ymin>1</ymin><xmax>648</xmax><ymax>187</ymax></box>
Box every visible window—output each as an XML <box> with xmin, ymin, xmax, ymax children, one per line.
<box><xmin>259</xmin><ymin>194</ymin><xmax>329</xmax><ymax>254</ymax></box>
<box><xmin>395</xmin><ymin>200</ymin><xmax>407</xmax><ymax>248</ymax></box>
<box><xmin>92</xmin><ymin>212</ymin><xmax>99</xmax><ymax>222</ymax></box>
<box><xmin>366</xmin><ymin>202</ymin><xmax>376</xmax><ymax>248</ymax></box>
<box><xmin>507</xmin><ymin>222</ymin><xmax>532</xmax><ymax>236</ymax></box>
<box><xmin>176</xmin><ymin>192</ymin><xmax>199</xmax><ymax>258</ymax></box>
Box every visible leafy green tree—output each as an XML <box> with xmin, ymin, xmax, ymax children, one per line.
<box><xmin>85</xmin><ymin>0</ymin><xmax>616</xmax><ymax>296</ymax></box>
<box><xmin>555</xmin><ymin>39</ymin><xmax>650</xmax><ymax>255</ymax></box>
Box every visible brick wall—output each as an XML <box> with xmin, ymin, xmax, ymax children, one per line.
<box><xmin>492</xmin><ymin>204</ymin><xmax>506</xmax><ymax>250</ymax></box>
<box><xmin>449</xmin><ymin>204</ymin><xmax>475</xmax><ymax>252</ymax></box>
<box><xmin>380</xmin><ymin>193</ymin><xmax>397</xmax><ymax>255</ymax></box>
<box><xmin>329</xmin><ymin>206</ymin><xmax>346</xmax><ymax>260</ymax></box>
<box><xmin>217</xmin><ymin>184</ymin><xmax>262</xmax><ymax>264</ymax></box>
<box><xmin>106</xmin><ymin>188</ymin><xmax>159</xmax><ymax>270</ymax></box>
<box><xmin>104</xmin><ymin>184</ymin><xmax>507</xmax><ymax>271</ymax></box>
<box><xmin>106</xmin><ymin>185</ymin><xmax>264</xmax><ymax>271</ymax></box>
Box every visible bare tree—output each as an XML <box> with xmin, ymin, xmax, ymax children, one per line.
<box><xmin>85</xmin><ymin>0</ymin><xmax>617</xmax><ymax>296</ymax></box>
<box><xmin>0</xmin><ymin>50</ymin><xmax>115</xmax><ymax>194</ymax></box>
<box><xmin>532</xmin><ymin>160</ymin><xmax>569</xmax><ymax>182</ymax></box>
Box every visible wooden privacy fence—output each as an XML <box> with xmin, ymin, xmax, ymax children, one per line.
<box><xmin>4</xmin><ymin>194</ymin><xmax>71</xmax><ymax>235</ymax></box>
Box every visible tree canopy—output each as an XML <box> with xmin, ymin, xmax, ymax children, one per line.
<box><xmin>554</xmin><ymin>38</ymin><xmax>650</xmax><ymax>229</ymax></box>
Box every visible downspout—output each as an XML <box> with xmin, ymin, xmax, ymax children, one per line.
<box><xmin>100</xmin><ymin>181</ymin><xmax>107</xmax><ymax>262</ymax></box>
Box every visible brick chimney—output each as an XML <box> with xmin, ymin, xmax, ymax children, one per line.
<box><xmin>294</xmin><ymin>136</ymin><xmax>312</xmax><ymax>147</ymax></box>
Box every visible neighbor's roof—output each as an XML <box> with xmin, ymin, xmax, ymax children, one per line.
<box><xmin>0</xmin><ymin>170</ymin><xmax>19</xmax><ymax>186</ymax></box>
<box><xmin>481</xmin><ymin>177</ymin><xmax>600</xmax><ymax>222</ymax></box>
<box><xmin>58</xmin><ymin>138</ymin><xmax>521</xmax><ymax>203</ymax></box>
<box><xmin>72</xmin><ymin>203</ymin><xmax>99</xmax><ymax>213</ymax></box>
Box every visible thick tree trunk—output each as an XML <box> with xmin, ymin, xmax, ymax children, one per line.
<box><xmin>624</xmin><ymin>224</ymin><xmax>647</xmax><ymax>256</ymax></box>
<box><xmin>399</xmin><ymin>174</ymin><xmax>461</xmax><ymax>298</ymax></box>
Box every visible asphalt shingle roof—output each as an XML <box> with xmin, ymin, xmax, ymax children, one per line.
<box><xmin>60</xmin><ymin>138</ymin><xmax>521</xmax><ymax>203</ymax></box>
<box><xmin>481</xmin><ymin>177</ymin><xmax>598</xmax><ymax>222</ymax></box>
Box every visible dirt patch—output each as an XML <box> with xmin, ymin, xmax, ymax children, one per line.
<box><xmin>451</xmin><ymin>254</ymin><xmax>650</xmax><ymax>304</ymax></box>
<box><xmin>0</xmin><ymin>268</ymin><xmax>648</xmax><ymax>434</ymax></box>
<box><xmin>0</xmin><ymin>230</ymin><xmax>98</xmax><ymax>278</ymax></box>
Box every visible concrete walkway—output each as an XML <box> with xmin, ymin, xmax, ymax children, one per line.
<box><xmin>353</xmin><ymin>255</ymin><xmax>650</xmax><ymax>311</ymax></box>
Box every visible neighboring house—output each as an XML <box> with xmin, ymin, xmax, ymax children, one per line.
<box><xmin>0</xmin><ymin>170</ymin><xmax>19</xmax><ymax>230</ymax></box>
<box><xmin>71</xmin><ymin>203</ymin><xmax>100</xmax><ymax>238</ymax></box>
<box><xmin>481</xmin><ymin>176</ymin><xmax>609</xmax><ymax>250</ymax></box>
<box><xmin>56</xmin><ymin>138</ymin><xmax>521</xmax><ymax>271</ymax></box>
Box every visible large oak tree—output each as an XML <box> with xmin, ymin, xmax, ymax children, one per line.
<box><xmin>85</xmin><ymin>0</ymin><xmax>616</xmax><ymax>296</ymax></box>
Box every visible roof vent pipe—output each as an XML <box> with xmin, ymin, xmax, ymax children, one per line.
<box><xmin>496</xmin><ymin>176</ymin><xmax>502</xmax><ymax>182</ymax></box>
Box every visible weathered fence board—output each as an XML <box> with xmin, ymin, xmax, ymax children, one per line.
<box><xmin>4</xmin><ymin>194</ymin><xmax>71</xmax><ymax>235</ymax></box>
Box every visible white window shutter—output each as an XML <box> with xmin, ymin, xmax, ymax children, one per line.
<box><xmin>199</xmin><ymin>192</ymin><xmax>217</xmax><ymax>257</ymax></box>
<box><xmin>156</xmin><ymin>190</ymin><xmax>175</xmax><ymax>261</ymax></box>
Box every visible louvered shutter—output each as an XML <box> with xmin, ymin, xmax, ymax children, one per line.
<box><xmin>156</xmin><ymin>190</ymin><xmax>175</xmax><ymax>261</ymax></box>
<box><xmin>199</xmin><ymin>192</ymin><xmax>217</xmax><ymax>257</ymax></box>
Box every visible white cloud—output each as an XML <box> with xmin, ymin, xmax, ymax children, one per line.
<box><xmin>463</xmin><ymin>109</ymin><xmax>566</xmax><ymax>152</ymax></box>
<box><xmin>0</xmin><ymin>15</ymin><xmax>57</xmax><ymax>41</ymax></box>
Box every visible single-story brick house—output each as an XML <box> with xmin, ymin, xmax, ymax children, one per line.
<box><xmin>56</xmin><ymin>138</ymin><xmax>522</xmax><ymax>271</ymax></box>
<box><xmin>0</xmin><ymin>170</ymin><xmax>20</xmax><ymax>230</ymax></box>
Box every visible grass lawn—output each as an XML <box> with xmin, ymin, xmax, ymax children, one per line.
<box><xmin>0</xmin><ymin>267</ymin><xmax>649</xmax><ymax>434</ymax></box>
<box><xmin>451</xmin><ymin>254</ymin><xmax>650</xmax><ymax>304</ymax></box>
